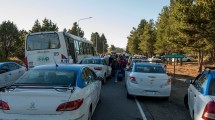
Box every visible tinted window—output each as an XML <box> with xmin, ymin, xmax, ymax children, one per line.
<box><xmin>194</xmin><ymin>74</ymin><xmax>207</xmax><ymax>90</ymax></box>
<box><xmin>9</xmin><ymin>63</ymin><xmax>20</xmax><ymax>70</ymax></box>
<box><xmin>82</xmin><ymin>68</ymin><xmax>88</xmax><ymax>81</ymax></box>
<box><xmin>15</xmin><ymin>70</ymin><xmax>76</xmax><ymax>86</ymax></box>
<box><xmin>134</xmin><ymin>65</ymin><xmax>165</xmax><ymax>73</ymax></box>
<box><xmin>0</xmin><ymin>65</ymin><xmax>10</xmax><ymax>74</ymax></box>
<box><xmin>27</xmin><ymin>33</ymin><xmax>60</xmax><ymax>51</ymax></box>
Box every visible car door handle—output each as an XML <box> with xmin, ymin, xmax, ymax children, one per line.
<box><xmin>9</xmin><ymin>73</ymin><xmax>12</xmax><ymax>75</ymax></box>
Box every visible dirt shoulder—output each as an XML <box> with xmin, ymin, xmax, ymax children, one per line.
<box><xmin>166</xmin><ymin>63</ymin><xmax>199</xmax><ymax>80</ymax></box>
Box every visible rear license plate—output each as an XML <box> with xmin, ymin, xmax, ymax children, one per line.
<box><xmin>146</xmin><ymin>91</ymin><xmax>156</xmax><ymax>95</ymax></box>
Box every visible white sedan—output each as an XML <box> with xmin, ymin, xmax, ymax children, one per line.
<box><xmin>80</xmin><ymin>57</ymin><xmax>112</xmax><ymax>84</ymax></box>
<box><xmin>125</xmin><ymin>63</ymin><xmax>171</xmax><ymax>100</ymax></box>
<box><xmin>184</xmin><ymin>66</ymin><xmax>215</xmax><ymax>120</ymax></box>
<box><xmin>0</xmin><ymin>62</ymin><xmax>25</xmax><ymax>88</ymax></box>
<box><xmin>0</xmin><ymin>64</ymin><xmax>102</xmax><ymax>120</ymax></box>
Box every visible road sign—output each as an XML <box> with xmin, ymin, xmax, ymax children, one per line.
<box><xmin>165</xmin><ymin>54</ymin><xmax>185</xmax><ymax>58</ymax></box>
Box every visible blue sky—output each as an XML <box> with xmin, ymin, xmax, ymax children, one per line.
<box><xmin>0</xmin><ymin>0</ymin><xmax>170</xmax><ymax>48</ymax></box>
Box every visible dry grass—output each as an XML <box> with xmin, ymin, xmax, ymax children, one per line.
<box><xmin>166</xmin><ymin>63</ymin><xmax>199</xmax><ymax>80</ymax></box>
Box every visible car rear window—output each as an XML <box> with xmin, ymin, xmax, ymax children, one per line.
<box><xmin>82</xmin><ymin>59</ymin><xmax>100</xmax><ymax>64</ymax></box>
<box><xmin>134</xmin><ymin>65</ymin><xmax>165</xmax><ymax>73</ymax></box>
<box><xmin>15</xmin><ymin>70</ymin><xmax>77</xmax><ymax>87</ymax></box>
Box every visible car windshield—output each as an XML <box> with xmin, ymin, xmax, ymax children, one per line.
<box><xmin>134</xmin><ymin>65</ymin><xmax>165</xmax><ymax>73</ymax></box>
<box><xmin>15</xmin><ymin>70</ymin><xmax>77</xmax><ymax>87</ymax></box>
<box><xmin>82</xmin><ymin>59</ymin><xmax>101</xmax><ymax>64</ymax></box>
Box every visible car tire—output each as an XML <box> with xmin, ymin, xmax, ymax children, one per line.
<box><xmin>184</xmin><ymin>94</ymin><xmax>189</xmax><ymax>110</ymax></box>
<box><xmin>88</xmin><ymin>108</ymin><xmax>92</xmax><ymax>120</ymax></box>
<box><xmin>187</xmin><ymin>59</ymin><xmax>191</xmax><ymax>62</ymax></box>
<box><xmin>162</xmin><ymin>97</ymin><xmax>169</xmax><ymax>101</ymax></box>
<box><xmin>102</xmin><ymin>74</ymin><xmax>106</xmax><ymax>85</ymax></box>
<box><xmin>126</xmin><ymin>91</ymin><xmax>133</xmax><ymax>99</ymax></box>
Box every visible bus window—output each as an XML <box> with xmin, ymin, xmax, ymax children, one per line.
<box><xmin>79</xmin><ymin>42</ymin><xmax>83</xmax><ymax>55</ymax></box>
<box><xmin>74</xmin><ymin>40</ymin><xmax>79</xmax><ymax>54</ymax></box>
<box><xmin>26</xmin><ymin>33</ymin><xmax>60</xmax><ymax>51</ymax></box>
<box><xmin>83</xmin><ymin>43</ymin><xmax>86</xmax><ymax>54</ymax></box>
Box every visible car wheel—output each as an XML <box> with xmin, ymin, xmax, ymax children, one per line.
<box><xmin>127</xmin><ymin>91</ymin><xmax>133</xmax><ymax>99</ymax></box>
<box><xmin>162</xmin><ymin>97</ymin><xmax>169</xmax><ymax>101</ymax></box>
<box><xmin>88</xmin><ymin>108</ymin><xmax>92</xmax><ymax>120</ymax></box>
<box><xmin>192</xmin><ymin>111</ymin><xmax>194</xmax><ymax>120</ymax></box>
<box><xmin>98</xmin><ymin>93</ymin><xmax>102</xmax><ymax>104</ymax></box>
<box><xmin>103</xmin><ymin>74</ymin><xmax>106</xmax><ymax>84</ymax></box>
<box><xmin>184</xmin><ymin>94</ymin><xmax>189</xmax><ymax>109</ymax></box>
<box><xmin>187</xmin><ymin>59</ymin><xmax>191</xmax><ymax>62</ymax></box>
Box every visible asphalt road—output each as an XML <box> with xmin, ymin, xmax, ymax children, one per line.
<box><xmin>92</xmin><ymin>77</ymin><xmax>192</xmax><ymax>120</ymax></box>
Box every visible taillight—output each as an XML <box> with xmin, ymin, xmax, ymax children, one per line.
<box><xmin>24</xmin><ymin>56</ymin><xmax>28</xmax><ymax>70</ymax></box>
<box><xmin>130</xmin><ymin>76</ymin><xmax>137</xmax><ymax>84</ymax></box>
<box><xmin>202</xmin><ymin>101</ymin><xmax>215</xmax><ymax>120</ymax></box>
<box><xmin>0</xmin><ymin>100</ymin><xmax>10</xmax><ymax>110</ymax></box>
<box><xmin>61</xmin><ymin>54</ymin><xmax>67</xmax><ymax>59</ymax></box>
<box><xmin>94</xmin><ymin>67</ymin><xmax>102</xmax><ymax>70</ymax></box>
<box><xmin>56</xmin><ymin>99</ymin><xmax>83</xmax><ymax>111</ymax></box>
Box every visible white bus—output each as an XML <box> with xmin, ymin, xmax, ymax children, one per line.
<box><xmin>25</xmin><ymin>31</ymin><xmax>95</xmax><ymax>69</ymax></box>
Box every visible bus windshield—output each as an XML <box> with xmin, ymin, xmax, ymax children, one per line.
<box><xmin>27</xmin><ymin>33</ymin><xmax>60</xmax><ymax>51</ymax></box>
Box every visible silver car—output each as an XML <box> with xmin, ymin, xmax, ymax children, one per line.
<box><xmin>0</xmin><ymin>62</ymin><xmax>25</xmax><ymax>88</ymax></box>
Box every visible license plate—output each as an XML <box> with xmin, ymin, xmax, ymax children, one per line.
<box><xmin>146</xmin><ymin>91</ymin><xmax>156</xmax><ymax>95</ymax></box>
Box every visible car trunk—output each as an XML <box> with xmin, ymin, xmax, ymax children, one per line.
<box><xmin>133</xmin><ymin>72</ymin><xmax>169</xmax><ymax>89</ymax></box>
<box><xmin>0</xmin><ymin>88</ymin><xmax>72</xmax><ymax>115</ymax></box>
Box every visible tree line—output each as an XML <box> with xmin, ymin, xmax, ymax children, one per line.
<box><xmin>126</xmin><ymin>0</ymin><xmax>215</xmax><ymax>72</ymax></box>
<box><xmin>0</xmin><ymin>18</ymin><xmax>109</xmax><ymax>62</ymax></box>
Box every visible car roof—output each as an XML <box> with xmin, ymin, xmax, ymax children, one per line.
<box><xmin>32</xmin><ymin>64</ymin><xmax>87</xmax><ymax>71</ymax></box>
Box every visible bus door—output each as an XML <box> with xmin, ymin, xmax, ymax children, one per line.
<box><xmin>65</xmin><ymin>36</ymin><xmax>76</xmax><ymax>63</ymax></box>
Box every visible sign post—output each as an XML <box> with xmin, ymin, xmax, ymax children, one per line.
<box><xmin>165</xmin><ymin>54</ymin><xmax>185</xmax><ymax>80</ymax></box>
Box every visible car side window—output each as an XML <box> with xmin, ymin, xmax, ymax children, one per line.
<box><xmin>0</xmin><ymin>65</ymin><xmax>10</xmax><ymax>74</ymax></box>
<box><xmin>86</xmin><ymin>68</ymin><xmax>95</xmax><ymax>83</ymax></box>
<box><xmin>82</xmin><ymin>68</ymin><xmax>88</xmax><ymax>81</ymax></box>
<box><xmin>103</xmin><ymin>60</ymin><xmax>107</xmax><ymax>65</ymax></box>
<box><xmin>194</xmin><ymin>74</ymin><xmax>207</xmax><ymax>91</ymax></box>
<box><xmin>9</xmin><ymin>63</ymin><xmax>20</xmax><ymax>71</ymax></box>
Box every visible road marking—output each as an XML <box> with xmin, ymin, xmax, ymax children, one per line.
<box><xmin>135</xmin><ymin>97</ymin><xmax>147</xmax><ymax>120</ymax></box>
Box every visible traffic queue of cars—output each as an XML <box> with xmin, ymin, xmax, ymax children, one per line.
<box><xmin>1</xmin><ymin>54</ymin><xmax>214</xmax><ymax>120</ymax></box>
